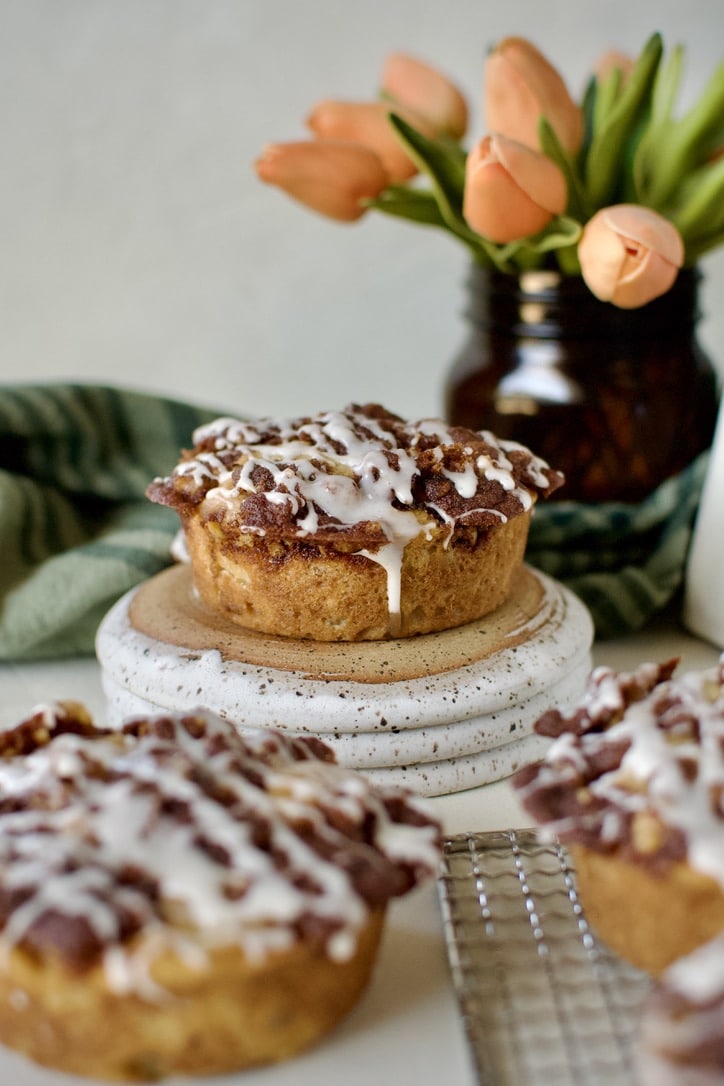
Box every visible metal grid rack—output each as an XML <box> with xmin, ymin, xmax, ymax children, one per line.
<box><xmin>438</xmin><ymin>829</ymin><xmax>651</xmax><ymax>1086</ymax></box>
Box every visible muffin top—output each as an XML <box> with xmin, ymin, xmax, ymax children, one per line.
<box><xmin>639</xmin><ymin>933</ymin><xmax>724</xmax><ymax>1075</ymax></box>
<box><xmin>658</xmin><ymin>932</ymin><xmax>724</xmax><ymax>1007</ymax></box>
<box><xmin>147</xmin><ymin>403</ymin><xmax>564</xmax><ymax>548</ymax></box>
<box><xmin>513</xmin><ymin>655</ymin><xmax>724</xmax><ymax>885</ymax></box>
<box><xmin>0</xmin><ymin>702</ymin><xmax>440</xmax><ymax>992</ymax></box>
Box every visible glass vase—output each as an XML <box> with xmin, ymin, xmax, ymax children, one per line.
<box><xmin>444</xmin><ymin>265</ymin><xmax>719</xmax><ymax>503</ymax></box>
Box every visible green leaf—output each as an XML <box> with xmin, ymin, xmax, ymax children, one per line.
<box><xmin>386</xmin><ymin>112</ymin><xmax>511</xmax><ymax>268</ymax></box>
<box><xmin>580</xmin><ymin>75</ymin><xmax>597</xmax><ymax>161</ymax></box>
<box><xmin>381</xmin><ymin>113</ymin><xmax>587</xmax><ymax>270</ymax></box>
<box><xmin>665</xmin><ymin>156</ymin><xmax>724</xmax><ymax>262</ymax></box>
<box><xmin>667</xmin><ymin>155</ymin><xmax>724</xmax><ymax>238</ymax></box>
<box><xmin>386</xmin><ymin>112</ymin><xmax>466</xmax><ymax>212</ymax></box>
<box><xmin>644</xmin><ymin>42</ymin><xmax>684</xmax><ymax>143</ymax></box>
<box><xmin>643</xmin><ymin>60</ymin><xmax>724</xmax><ymax>207</ymax></box>
<box><xmin>364</xmin><ymin>185</ymin><xmax>449</xmax><ymax>227</ymax></box>
<box><xmin>554</xmin><ymin>244</ymin><xmax>583</xmax><ymax>277</ymax></box>
<box><xmin>496</xmin><ymin>216</ymin><xmax>582</xmax><ymax>264</ymax></box>
<box><xmin>684</xmin><ymin>229</ymin><xmax>724</xmax><ymax>264</ymax></box>
<box><xmin>592</xmin><ymin>65</ymin><xmax>625</xmax><ymax>135</ymax></box>
<box><xmin>538</xmin><ymin>117</ymin><xmax>592</xmax><ymax>221</ymax></box>
<box><xmin>584</xmin><ymin>32</ymin><xmax>664</xmax><ymax>207</ymax></box>
<box><xmin>619</xmin><ymin>112</ymin><xmax>653</xmax><ymax>203</ymax></box>
<box><xmin>533</xmin><ymin>215</ymin><xmax>583</xmax><ymax>252</ymax></box>
<box><xmin>652</xmin><ymin>43</ymin><xmax>685</xmax><ymax>125</ymax></box>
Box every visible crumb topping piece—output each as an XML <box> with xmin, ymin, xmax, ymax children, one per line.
<box><xmin>639</xmin><ymin>933</ymin><xmax>724</xmax><ymax>1073</ymax></box>
<box><xmin>0</xmin><ymin>702</ymin><xmax>440</xmax><ymax>993</ymax></box>
<box><xmin>513</xmin><ymin>655</ymin><xmax>724</xmax><ymax>885</ymax></box>
<box><xmin>147</xmin><ymin>403</ymin><xmax>564</xmax><ymax>621</ymax></box>
<box><xmin>147</xmin><ymin>402</ymin><xmax>563</xmax><ymax>543</ymax></box>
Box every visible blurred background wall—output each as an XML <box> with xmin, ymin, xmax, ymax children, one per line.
<box><xmin>1</xmin><ymin>0</ymin><xmax>722</xmax><ymax>420</ymax></box>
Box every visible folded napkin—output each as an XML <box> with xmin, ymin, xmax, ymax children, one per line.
<box><xmin>526</xmin><ymin>451</ymin><xmax>710</xmax><ymax>640</ymax></box>
<box><xmin>0</xmin><ymin>382</ymin><xmax>709</xmax><ymax>659</ymax></box>
<box><xmin>0</xmin><ymin>383</ymin><xmax>217</xmax><ymax>660</ymax></box>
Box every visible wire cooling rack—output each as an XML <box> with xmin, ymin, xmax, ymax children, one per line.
<box><xmin>437</xmin><ymin>829</ymin><xmax>651</xmax><ymax>1086</ymax></box>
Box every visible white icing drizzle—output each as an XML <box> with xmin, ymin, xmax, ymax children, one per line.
<box><xmin>518</xmin><ymin>655</ymin><xmax>724</xmax><ymax>888</ymax></box>
<box><xmin>664</xmin><ymin>932</ymin><xmax>724</xmax><ymax>1004</ymax></box>
<box><xmin>0</xmin><ymin>706</ymin><xmax>440</xmax><ymax>998</ymax></box>
<box><xmin>158</xmin><ymin>406</ymin><xmax>557</xmax><ymax>620</ymax></box>
<box><xmin>639</xmin><ymin>934</ymin><xmax>724</xmax><ymax>1074</ymax></box>
<box><xmin>357</xmin><ymin>540</ymin><xmax>413</xmax><ymax>627</ymax></box>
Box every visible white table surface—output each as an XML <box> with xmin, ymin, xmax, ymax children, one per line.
<box><xmin>0</xmin><ymin>611</ymin><xmax>720</xmax><ymax>1086</ymax></box>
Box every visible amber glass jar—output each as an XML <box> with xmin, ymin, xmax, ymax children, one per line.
<box><xmin>445</xmin><ymin>265</ymin><xmax>719</xmax><ymax>503</ymax></box>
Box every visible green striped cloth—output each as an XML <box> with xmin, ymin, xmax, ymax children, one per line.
<box><xmin>0</xmin><ymin>384</ymin><xmax>217</xmax><ymax>659</ymax></box>
<box><xmin>0</xmin><ymin>382</ymin><xmax>708</xmax><ymax>658</ymax></box>
<box><xmin>526</xmin><ymin>451</ymin><xmax>709</xmax><ymax>640</ymax></box>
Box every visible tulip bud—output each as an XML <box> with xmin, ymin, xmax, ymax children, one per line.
<box><xmin>463</xmin><ymin>134</ymin><xmax>568</xmax><ymax>243</ymax></box>
<box><xmin>254</xmin><ymin>140</ymin><xmax>389</xmax><ymax>222</ymax></box>
<box><xmin>381</xmin><ymin>52</ymin><xmax>468</xmax><ymax>139</ymax></box>
<box><xmin>306</xmin><ymin>100</ymin><xmax>425</xmax><ymax>183</ymax></box>
<box><xmin>594</xmin><ymin>49</ymin><xmax>635</xmax><ymax>85</ymax></box>
<box><xmin>578</xmin><ymin>205</ymin><xmax>685</xmax><ymax>308</ymax></box>
<box><xmin>484</xmin><ymin>36</ymin><xmax>584</xmax><ymax>154</ymax></box>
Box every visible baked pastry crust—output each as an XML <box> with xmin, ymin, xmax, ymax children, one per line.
<box><xmin>513</xmin><ymin>654</ymin><xmax>724</xmax><ymax>975</ymax></box>
<box><xmin>637</xmin><ymin>933</ymin><xmax>724</xmax><ymax>1083</ymax></box>
<box><xmin>180</xmin><ymin>502</ymin><xmax>532</xmax><ymax>641</ymax></box>
<box><xmin>0</xmin><ymin>911</ymin><xmax>385</xmax><ymax>1081</ymax></box>
<box><xmin>569</xmin><ymin>846</ymin><xmax>724</xmax><ymax>976</ymax></box>
<box><xmin>147</xmin><ymin>403</ymin><xmax>563</xmax><ymax>640</ymax></box>
<box><xmin>0</xmin><ymin>702</ymin><xmax>440</xmax><ymax>1079</ymax></box>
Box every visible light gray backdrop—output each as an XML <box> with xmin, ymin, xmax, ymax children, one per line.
<box><xmin>1</xmin><ymin>0</ymin><xmax>722</xmax><ymax>420</ymax></box>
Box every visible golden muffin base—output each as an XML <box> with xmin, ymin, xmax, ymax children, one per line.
<box><xmin>571</xmin><ymin>845</ymin><xmax>724</xmax><ymax>976</ymax></box>
<box><xmin>0</xmin><ymin>910</ymin><xmax>385</xmax><ymax>1081</ymax></box>
<box><xmin>182</xmin><ymin>510</ymin><xmax>532</xmax><ymax>641</ymax></box>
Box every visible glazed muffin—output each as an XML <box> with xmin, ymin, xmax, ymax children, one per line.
<box><xmin>146</xmin><ymin>402</ymin><xmax>563</xmax><ymax>641</ymax></box>
<box><xmin>513</xmin><ymin>654</ymin><xmax>724</xmax><ymax>975</ymax></box>
<box><xmin>0</xmin><ymin>701</ymin><xmax>440</xmax><ymax>1080</ymax></box>
<box><xmin>637</xmin><ymin>933</ymin><xmax>724</xmax><ymax>1084</ymax></box>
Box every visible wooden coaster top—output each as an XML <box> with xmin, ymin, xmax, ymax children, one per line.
<box><xmin>128</xmin><ymin>563</ymin><xmax>552</xmax><ymax>685</ymax></box>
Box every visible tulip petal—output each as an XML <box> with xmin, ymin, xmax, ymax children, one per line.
<box><xmin>578</xmin><ymin>223</ymin><xmax>630</xmax><ymax>302</ymax></box>
<box><xmin>485</xmin><ymin>36</ymin><xmax>584</xmax><ymax>153</ymax></box>
<box><xmin>381</xmin><ymin>52</ymin><xmax>468</xmax><ymax>139</ymax></box>
<box><xmin>600</xmin><ymin>204</ymin><xmax>685</xmax><ymax>266</ymax></box>
<box><xmin>595</xmin><ymin>50</ymin><xmax>635</xmax><ymax>84</ymax></box>
<box><xmin>306</xmin><ymin>100</ymin><xmax>419</xmax><ymax>182</ymax></box>
<box><xmin>492</xmin><ymin>134</ymin><xmax>568</xmax><ymax>214</ymax></box>
<box><xmin>484</xmin><ymin>53</ymin><xmax>542</xmax><ymax>149</ymax></box>
<box><xmin>254</xmin><ymin>140</ymin><xmax>389</xmax><ymax>222</ymax></box>
<box><xmin>614</xmin><ymin>249</ymin><xmax>679</xmax><ymax>308</ymax></box>
<box><xmin>463</xmin><ymin>136</ymin><xmax>561</xmax><ymax>242</ymax></box>
<box><xmin>578</xmin><ymin>204</ymin><xmax>684</xmax><ymax>307</ymax></box>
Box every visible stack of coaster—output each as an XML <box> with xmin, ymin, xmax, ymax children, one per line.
<box><xmin>96</xmin><ymin>564</ymin><xmax>593</xmax><ymax>797</ymax></box>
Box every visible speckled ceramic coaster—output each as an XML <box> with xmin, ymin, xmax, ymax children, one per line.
<box><xmin>96</xmin><ymin>564</ymin><xmax>593</xmax><ymax>796</ymax></box>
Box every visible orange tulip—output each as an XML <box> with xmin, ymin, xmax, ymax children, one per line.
<box><xmin>463</xmin><ymin>134</ymin><xmax>568</xmax><ymax>243</ymax></box>
<box><xmin>381</xmin><ymin>52</ymin><xmax>468</xmax><ymax>139</ymax></box>
<box><xmin>484</xmin><ymin>36</ymin><xmax>584</xmax><ymax>154</ymax></box>
<box><xmin>594</xmin><ymin>49</ymin><xmax>635</xmax><ymax>85</ymax></box>
<box><xmin>578</xmin><ymin>205</ymin><xmax>685</xmax><ymax>308</ymax></box>
<box><xmin>306</xmin><ymin>100</ymin><xmax>427</xmax><ymax>182</ymax></box>
<box><xmin>254</xmin><ymin>140</ymin><xmax>389</xmax><ymax>222</ymax></box>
